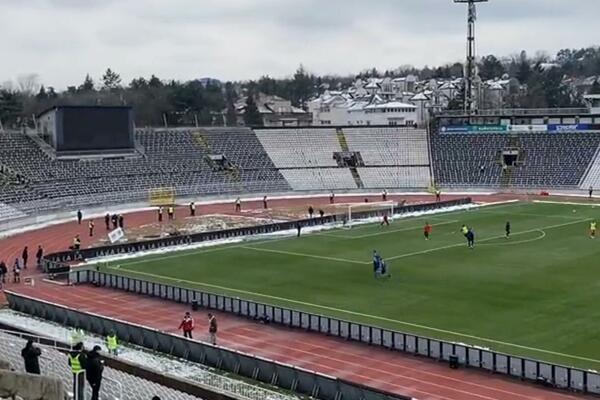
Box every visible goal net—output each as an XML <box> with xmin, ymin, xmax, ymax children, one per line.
<box><xmin>340</xmin><ymin>201</ymin><xmax>396</xmax><ymax>229</ymax></box>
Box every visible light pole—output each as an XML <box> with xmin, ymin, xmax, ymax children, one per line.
<box><xmin>454</xmin><ymin>0</ymin><xmax>488</xmax><ymax>115</ymax></box>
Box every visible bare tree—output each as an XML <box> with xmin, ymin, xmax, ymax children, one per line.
<box><xmin>16</xmin><ymin>73</ymin><xmax>41</xmax><ymax>95</ymax></box>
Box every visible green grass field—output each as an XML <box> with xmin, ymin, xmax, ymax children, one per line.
<box><xmin>102</xmin><ymin>201</ymin><xmax>600</xmax><ymax>370</ymax></box>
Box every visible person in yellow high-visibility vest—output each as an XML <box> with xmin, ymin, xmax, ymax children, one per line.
<box><xmin>68</xmin><ymin>342</ymin><xmax>87</xmax><ymax>400</ymax></box>
<box><xmin>106</xmin><ymin>331</ymin><xmax>118</xmax><ymax>356</ymax></box>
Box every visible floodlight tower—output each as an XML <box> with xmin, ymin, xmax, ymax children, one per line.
<box><xmin>454</xmin><ymin>0</ymin><xmax>488</xmax><ymax>114</ymax></box>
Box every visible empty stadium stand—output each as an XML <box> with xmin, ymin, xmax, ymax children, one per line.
<box><xmin>431</xmin><ymin>133</ymin><xmax>510</xmax><ymax>186</ymax></box>
<box><xmin>431</xmin><ymin>128</ymin><xmax>600</xmax><ymax>188</ymax></box>
<box><xmin>0</xmin><ymin>126</ymin><xmax>436</xmax><ymax>217</ymax></box>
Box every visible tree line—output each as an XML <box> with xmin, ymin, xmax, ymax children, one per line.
<box><xmin>2</xmin><ymin>46</ymin><xmax>600</xmax><ymax>128</ymax></box>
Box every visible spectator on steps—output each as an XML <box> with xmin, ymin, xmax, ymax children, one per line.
<box><xmin>86</xmin><ymin>345</ymin><xmax>104</xmax><ymax>400</ymax></box>
<box><xmin>21</xmin><ymin>339</ymin><xmax>41</xmax><ymax>375</ymax></box>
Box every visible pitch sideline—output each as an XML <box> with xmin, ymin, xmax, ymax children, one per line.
<box><xmin>108</xmin><ymin>264</ymin><xmax>600</xmax><ymax>366</ymax></box>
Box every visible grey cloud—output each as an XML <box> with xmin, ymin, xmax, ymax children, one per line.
<box><xmin>1</xmin><ymin>0</ymin><xmax>600</xmax><ymax>89</ymax></box>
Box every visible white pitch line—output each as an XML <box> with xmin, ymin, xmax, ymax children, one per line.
<box><xmin>477</xmin><ymin>209</ymin><xmax>583</xmax><ymax>221</ymax></box>
<box><xmin>384</xmin><ymin>218</ymin><xmax>589</xmax><ymax>261</ymax></box>
<box><xmin>240</xmin><ymin>246</ymin><xmax>366</xmax><ymax>265</ymax></box>
<box><xmin>112</xmin><ymin>265</ymin><xmax>600</xmax><ymax>366</ymax></box>
<box><xmin>478</xmin><ymin>230</ymin><xmax>546</xmax><ymax>247</ymax></box>
<box><xmin>330</xmin><ymin>220</ymin><xmax>459</xmax><ymax>240</ymax></box>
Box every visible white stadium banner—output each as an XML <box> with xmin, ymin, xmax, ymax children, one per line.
<box><xmin>507</xmin><ymin>124</ymin><xmax>548</xmax><ymax>133</ymax></box>
<box><xmin>108</xmin><ymin>227</ymin><xmax>125</xmax><ymax>244</ymax></box>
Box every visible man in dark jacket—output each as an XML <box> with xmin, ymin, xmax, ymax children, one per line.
<box><xmin>86</xmin><ymin>345</ymin><xmax>104</xmax><ymax>400</ymax></box>
<box><xmin>21</xmin><ymin>340</ymin><xmax>41</xmax><ymax>374</ymax></box>
<box><xmin>104</xmin><ymin>213</ymin><xmax>110</xmax><ymax>230</ymax></box>
<box><xmin>35</xmin><ymin>245</ymin><xmax>43</xmax><ymax>267</ymax></box>
<box><xmin>22</xmin><ymin>246</ymin><xmax>28</xmax><ymax>269</ymax></box>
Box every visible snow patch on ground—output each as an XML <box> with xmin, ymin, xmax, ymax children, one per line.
<box><xmin>0</xmin><ymin>309</ymin><xmax>298</xmax><ymax>400</ymax></box>
<box><xmin>76</xmin><ymin>203</ymin><xmax>481</xmax><ymax>266</ymax></box>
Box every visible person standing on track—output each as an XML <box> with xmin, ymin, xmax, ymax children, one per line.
<box><xmin>77</xmin><ymin>209</ymin><xmax>83</xmax><ymax>225</ymax></box>
<box><xmin>590</xmin><ymin>186</ymin><xmax>594</xmax><ymax>199</ymax></box>
<box><xmin>435</xmin><ymin>189</ymin><xmax>441</xmax><ymax>202</ymax></box>
<box><xmin>158</xmin><ymin>206</ymin><xmax>163</xmax><ymax>222</ymax></box>
<box><xmin>13</xmin><ymin>258</ymin><xmax>21</xmax><ymax>283</ymax></box>
<box><xmin>263</xmin><ymin>196</ymin><xmax>268</xmax><ymax>209</ymax></box>
<box><xmin>208</xmin><ymin>313</ymin><xmax>218</xmax><ymax>345</ymax></box>
<box><xmin>424</xmin><ymin>222</ymin><xmax>432</xmax><ymax>240</ymax></box>
<box><xmin>235</xmin><ymin>197</ymin><xmax>241</xmax><ymax>212</ymax></box>
<box><xmin>329</xmin><ymin>191</ymin><xmax>335</xmax><ymax>204</ymax></box>
<box><xmin>22</xmin><ymin>246</ymin><xmax>28</xmax><ymax>269</ymax></box>
<box><xmin>36</xmin><ymin>245</ymin><xmax>43</xmax><ymax>267</ymax></box>
<box><xmin>179</xmin><ymin>312</ymin><xmax>194</xmax><ymax>339</ymax></box>
<box><xmin>89</xmin><ymin>220</ymin><xmax>95</xmax><ymax>237</ymax></box>
<box><xmin>104</xmin><ymin>213</ymin><xmax>110</xmax><ymax>230</ymax></box>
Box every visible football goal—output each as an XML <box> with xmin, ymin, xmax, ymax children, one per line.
<box><xmin>340</xmin><ymin>201</ymin><xmax>396</xmax><ymax>229</ymax></box>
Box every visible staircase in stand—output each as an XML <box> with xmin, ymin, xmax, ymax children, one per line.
<box><xmin>336</xmin><ymin>128</ymin><xmax>364</xmax><ymax>188</ymax></box>
<box><xmin>192</xmin><ymin>131</ymin><xmax>211</xmax><ymax>151</ymax></box>
<box><xmin>336</xmin><ymin>128</ymin><xmax>350</xmax><ymax>152</ymax></box>
<box><xmin>350</xmin><ymin>167</ymin><xmax>364</xmax><ymax>189</ymax></box>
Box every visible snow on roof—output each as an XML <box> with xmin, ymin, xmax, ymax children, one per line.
<box><xmin>365</xmin><ymin>81</ymin><xmax>380</xmax><ymax>89</ymax></box>
<box><xmin>410</xmin><ymin>92</ymin><xmax>429</xmax><ymax>101</ymax></box>
<box><xmin>365</xmin><ymin>101</ymin><xmax>416</xmax><ymax>110</ymax></box>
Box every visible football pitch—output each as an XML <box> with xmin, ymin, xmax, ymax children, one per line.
<box><xmin>103</xmin><ymin>201</ymin><xmax>600</xmax><ymax>369</ymax></box>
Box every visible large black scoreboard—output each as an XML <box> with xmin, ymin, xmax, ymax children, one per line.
<box><xmin>38</xmin><ymin>106</ymin><xmax>134</xmax><ymax>152</ymax></box>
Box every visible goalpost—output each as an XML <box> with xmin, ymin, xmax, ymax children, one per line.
<box><xmin>340</xmin><ymin>201</ymin><xmax>397</xmax><ymax>229</ymax></box>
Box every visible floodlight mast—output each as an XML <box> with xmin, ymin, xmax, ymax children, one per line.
<box><xmin>454</xmin><ymin>0</ymin><xmax>488</xmax><ymax>115</ymax></box>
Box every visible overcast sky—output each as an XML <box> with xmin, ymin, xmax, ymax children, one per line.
<box><xmin>1</xmin><ymin>0</ymin><xmax>600</xmax><ymax>89</ymax></box>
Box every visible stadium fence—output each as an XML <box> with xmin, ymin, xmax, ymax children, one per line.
<box><xmin>5</xmin><ymin>291</ymin><xmax>411</xmax><ymax>400</ymax></box>
<box><xmin>61</xmin><ymin>270</ymin><xmax>600</xmax><ymax>396</ymax></box>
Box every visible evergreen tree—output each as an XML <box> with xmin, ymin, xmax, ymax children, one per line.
<box><xmin>224</xmin><ymin>82</ymin><xmax>238</xmax><ymax>126</ymax></box>
<box><xmin>79</xmin><ymin>74</ymin><xmax>95</xmax><ymax>91</ymax></box>
<box><xmin>243</xmin><ymin>94</ymin><xmax>262</xmax><ymax>126</ymax></box>
<box><xmin>478</xmin><ymin>55</ymin><xmax>505</xmax><ymax>81</ymax></box>
<box><xmin>102</xmin><ymin>68</ymin><xmax>122</xmax><ymax>90</ymax></box>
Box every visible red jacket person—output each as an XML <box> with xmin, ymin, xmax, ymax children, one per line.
<box><xmin>179</xmin><ymin>312</ymin><xmax>194</xmax><ymax>339</ymax></box>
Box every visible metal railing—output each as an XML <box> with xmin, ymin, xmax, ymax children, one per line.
<box><xmin>55</xmin><ymin>270</ymin><xmax>600</xmax><ymax>397</ymax></box>
<box><xmin>436</xmin><ymin>107</ymin><xmax>590</xmax><ymax>117</ymax></box>
<box><xmin>5</xmin><ymin>290</ymin><xmax>411</xmax><ymax>400</ymax></box>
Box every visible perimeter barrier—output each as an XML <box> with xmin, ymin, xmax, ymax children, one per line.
<box><xmin>57</xmin><ymin>268</ymin><xmax>600</xmax><ymax>396</ymax></box>
<box><xmin>5</xmin><ymin>291</ymin><xmax>412</xmax><ymax>400</ymax></box>
<box><xmin>42</xmin><ymin>198</ymin><xmax>471</xmax><ymax>275</ymax></box>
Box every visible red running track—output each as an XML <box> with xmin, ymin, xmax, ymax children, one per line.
<box><xmin>9</xmin><ymin>284</ymin><xmax>585</xmax><ymax>400</ymax></box>
<box><xmin>0</xmin><ymin>194</ymin><xmax>586</xmax><ymax>400</ymax></box>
